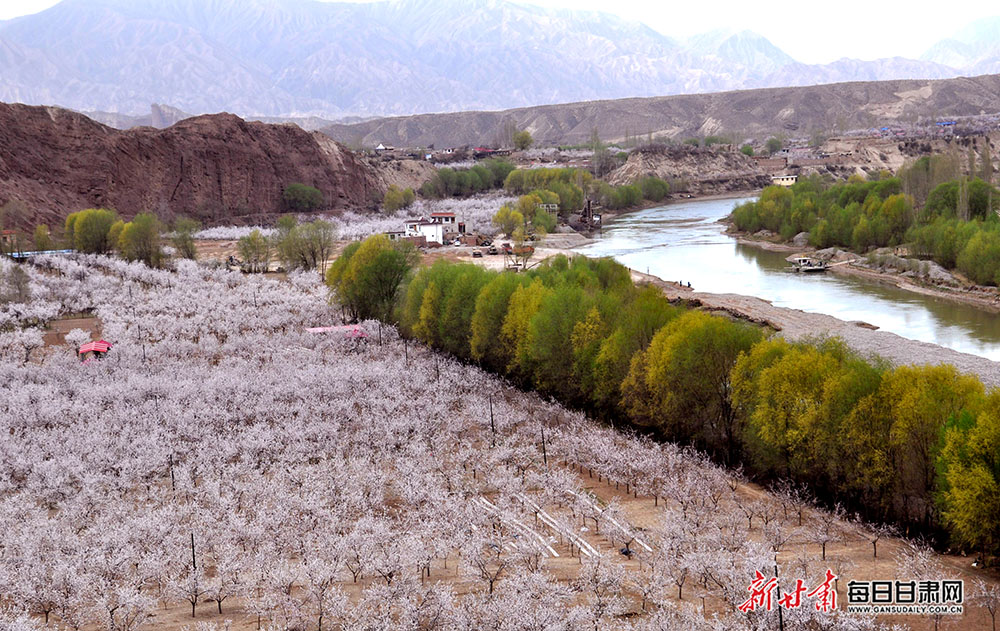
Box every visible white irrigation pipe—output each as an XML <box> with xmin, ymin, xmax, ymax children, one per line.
<box><xmin>468</xmin><ymin>517</ymin><xmax>520</xmax><ymax>552</ymax></box>
<box><xmin>477</xmin><ymin>498</ymin><xmax>560</xmax><ymax>557</ymax></box>
<box><xmin>516</xmin><ymin>493</ymin><xmax>598</xmax><ymax>557</ymax></box>
<box><xmin>565</xmin><ymin>489</ymin><xmax>653</xmax><ymax>553</ymax></box>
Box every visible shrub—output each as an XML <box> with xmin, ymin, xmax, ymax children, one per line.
<box><xmin>513</xmin><ymin>130</ymin><xmax>534</xmax><ymax>151</ymax></box>
<box><xmin>66</xmin><ymin>208</ymin><xmax>118</xmax><ymax>254</ymax></box>
<box><xmin>639</xmin><ymin>177</ymin><xmax>670</xmax><ymax>202</ymax></box>
<box><xmin>118</xmin><ymin>213</ymin><xmax>163</xmax><ymax>267</ymax></box>
<box><xmin>383</xmin><ymin>186</ymin><xmax>416</xmax><ymax>212</ymax></box>
<box><xmin>172</xmin><ymin>218</ymin><xmax>200</xmax><ymax>260</ymax></box>
<box><xmin>283</xmin><ymin>183</ymin><xmax>324</xmax><ymax>212</ymax></box>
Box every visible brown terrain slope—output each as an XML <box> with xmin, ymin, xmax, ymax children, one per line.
<box><xmin>0</xmin><ymin>103</ymin><xmax>402</xmax><ymax>229</ymax></box>
<box><xmin>609</xmin><ymin>144</ymin><xmax>773</xmax><ymax>194</ymax></box>
<box><xmin>321</xmin><ymin>73</ymin><xmax>1000</xmax><ymax>148</ymax></box>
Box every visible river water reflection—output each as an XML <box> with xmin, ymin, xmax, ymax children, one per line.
<box><xmin>574</xmin><ymin>196</ymin><xmax>1000</xmax><ymax>361</ymax></box>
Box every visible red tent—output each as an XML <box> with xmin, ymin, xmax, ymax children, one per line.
<box><xmin>78</xmin><ymin>340</ymin><xmax>112</xmax><ymax>354</ymax></box>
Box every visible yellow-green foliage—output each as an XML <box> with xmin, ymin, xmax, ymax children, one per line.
<box><xmin>326</xmin><ymin>233</ymin><xmax>418</xmax><ymax>322</ymax></box>
<box><xmin>32</xmin><ymin>225</ymin><xmax>53</xmax><ymax>251</ymax></box>
<box><xmin>118</xmin><ymin>213</ymin><xmax>162</xmax><ymax>267</ymax></box>
<box><xmin>393</xmin><ymin>253</ymin><xmax>1000</xmax><ymax>558</ymax></box>
<box><xmin>735</xmin><ymin>174</ymin><xmax>1000</xmax><ymax>285</ymax></box>
<box><xmin>65</xmin><ymin>208</ymin><xmax>118</xmax><ymax>254</ymax></box>
<box><xmin>383</xmin><ymin>185</ymin><xmax>416</xmax><ymax>212</ymax></box>
<box><xmin>939</xmin><ymin>391</ymin><xmax>1000</xmax><ymax>554</ymax></box>
<box><xmin>492</xmin><ymin>204</ymin><xmax>523</xmax><ymax>237</ymax></box>
<box><xmin>624</xmin><ymin>310</ymin><xmax>762</xmax><ymax>455</ymax></box>
<box><xmin>504</xmin><ymin>167</ymin><xmax>593</xmax><ymax>195</ymax></box>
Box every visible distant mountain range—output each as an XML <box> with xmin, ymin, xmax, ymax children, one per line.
<box><xmin>0</xmin><ymin>0</ymin><xmax>999</xmax><ymax>120</ymax></box>
<box><xmin>320</xmin><ymin>74</ymin><xmax>1000</xmax><ymax>149</ymax></box>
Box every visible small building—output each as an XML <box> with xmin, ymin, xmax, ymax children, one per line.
<box><xmin>771</xmin><ymin>174</ymin><xmax>798</xmax><ymax>187</ymax></box>
<box><xmin>404</xmin><ymin>220</ymin><xmax>445</xmax><ymax>245</ymax></box>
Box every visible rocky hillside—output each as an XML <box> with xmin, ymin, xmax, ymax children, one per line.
<box><xmin>0</xmin><ymin>103</ymin><xmax>391</xmax><ymax>229</ymax></box>
<box><xmin>609</xmin><ymin>145</ymin><xmax>771</xmax><ymax>195</ymax></box>
<box><xmin>321</xmin><ymin>73</ymin><xmax>1000</xmax><ymax>148</ymax></box>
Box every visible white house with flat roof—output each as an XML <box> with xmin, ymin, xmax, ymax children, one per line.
<box><xmin>771</xmin><ymin>174</ymin><xmax>797</xmax><ymax>187</ymax></box>
<box><xmin>404</xmin><ymin>219</ymin><xmax>445</xmax><ymax>244</ymax></box>
<box><xmin>430</xmin><ymin>211</ymin><xmax>457</xmax><ymax>228</ymax></box>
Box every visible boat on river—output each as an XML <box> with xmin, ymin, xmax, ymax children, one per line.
<box><xmin>789</xmin><ymin>257</ymin><xmax>828</xmax><ymax>273</ymax></box>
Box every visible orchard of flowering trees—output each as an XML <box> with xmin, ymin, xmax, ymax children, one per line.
<box><xmin>0</xmin><ymin>253</ymin><xmax>991</xmax><ymax>630</ymax></box>
<box><xmin>192</xmin><ymin>196</ymin><xmax>514</xmax><ymax>244</ymax></box>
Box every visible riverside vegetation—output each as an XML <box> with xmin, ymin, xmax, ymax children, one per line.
<box><xmin>326</xmin><ymin>241</ymin><xmax>1000</xmax><ymax>563</ymax></box>
<box><xmin>731</xmin><ymin>160</ymin><xmax>1000</xmax><ymax>285</ymax></box>
<box><xmin>420</xmin><ymin>161</ymin><xmax>672</xmax><ymax>214</ymax></box>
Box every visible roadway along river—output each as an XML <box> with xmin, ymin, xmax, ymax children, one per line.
<box><xmin>575</xmin><ymin>196</ymin><xmax>1000</xmax><ymax>361</ymax></box>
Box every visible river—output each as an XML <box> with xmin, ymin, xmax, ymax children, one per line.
<box><xmin>575</xmin><ymin>196</ymin><xmax>1000</xmax><ymax>361</ymax></box>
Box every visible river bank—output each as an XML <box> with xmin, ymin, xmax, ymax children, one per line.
<box><xmin>626</xmin><ymin>267</ymin><xmax>1000</xmax><ymax>388</ymax></box>
<box><xmin>729</xmin><ymin>225</ymin><xmax>1000</xmax><ymax>314</ymax></box>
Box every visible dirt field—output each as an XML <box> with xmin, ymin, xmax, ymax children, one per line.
<box><xmin>41</xmin><ymin>315</ymin><xmax>101</xmax><ymax>347</ymax></box>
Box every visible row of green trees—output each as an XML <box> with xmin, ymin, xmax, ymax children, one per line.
<box><xmin>732</xmin><ymin>174</ymin><xmax>1000</xmax><ymax>284</ymax></box>
<box><xmin>347</xmin><ymin>252</ymin><xmax>1000</xmax><ymax>560</ymax></box>
<box><xmin>590</xmin><ymin>176</ymin><xmax>670</xmax><ymax>210</ymax></box>
<box><xmin>503</xmin><ymin>168</ymin><xmax>669</xmax><ymax>213</ymax></box>
<box><xmin>420</xmin><ymin>159</ymin><xmax>516</xmax><ymax>199</ymax></box>
<box><xmin>63</xmin><ymin>209</ymin><xmax>194</xmax><ymax>267</ymax></box>
<box><xmin>730</xmin><ymin>176</ymin><xmax>908</xmax><ymax>245</ymax></box>
<box><xmin>504</xmin><ymin>167</ymin><xmax>593</xmax><ymax>197</ymax></box>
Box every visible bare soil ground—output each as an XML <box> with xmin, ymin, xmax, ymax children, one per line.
<box><xmin>41</xmin><ymin>315</ymin><xmax>101</xmax><ymax>347</ymax></box>
<box><xmin>192</xmin><ymin>239</ymin><xmax>239</xmax><ymax>263</ymax></box>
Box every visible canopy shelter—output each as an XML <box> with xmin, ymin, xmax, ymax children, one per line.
<box><xmin>78</xmin><ymin>340</ymin><xmax>112</xmax><ymax>356</ymax></box>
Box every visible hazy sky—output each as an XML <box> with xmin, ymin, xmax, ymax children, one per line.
<box><xmin>0</xmin><ymin>0</ymin><xmax>996</xmax><ymax>64</ymax></box>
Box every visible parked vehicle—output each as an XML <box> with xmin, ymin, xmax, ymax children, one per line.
<box><xmin>472</xmin><ymin>249</ymin><xmax>483</xmax><ymax>258</ymax></box>
<box><xmin>487</xmin><ymin>246</ymin><xmax>498</xmax><ymax>255</ymax></box>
